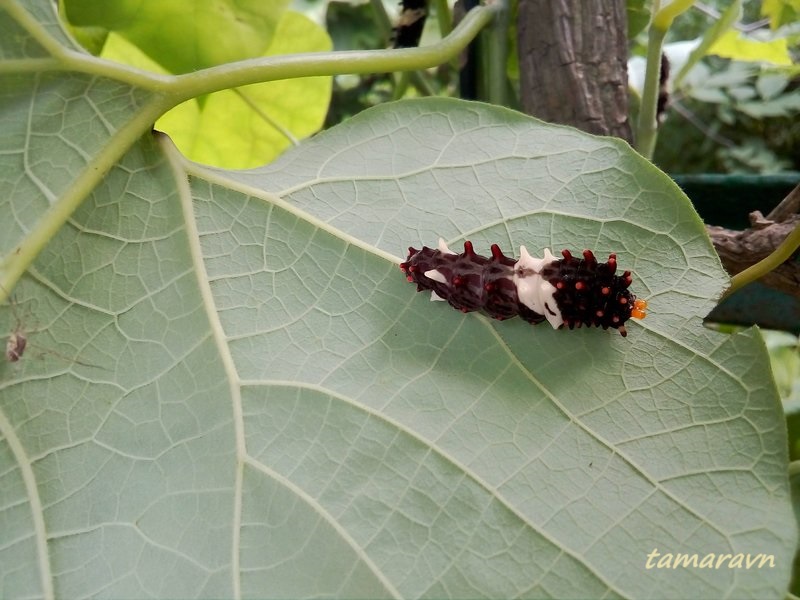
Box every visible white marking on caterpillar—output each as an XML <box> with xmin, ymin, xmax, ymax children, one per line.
<box><xmin>424</xmin><ymin>268</ymin><xmax>449</xmax><ymax>301</ymax></box>
<box><xmin>424</xmin><ymin>269</ymin><xmax>448</xmax><ymax>284</ymax></box>
<box><xmin>437</xmin><ymin>238</ymin><xmax>456</xmax><ymax>255</ymax></box>
<box><xmin>514</xmin><ymin>246</ymin><xmax>563</xmax><ymax>329</ymax></box>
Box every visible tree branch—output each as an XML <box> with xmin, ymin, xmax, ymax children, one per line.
<box><xmin>709</xmin><ymin>184</ymin><xmax>800</xmax><ymax>298</ymax></box>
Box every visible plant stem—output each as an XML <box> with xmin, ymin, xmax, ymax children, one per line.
<box><xmin>636</xmin><ymin>0</ymin><xmax>697</xmax><ymax>157</ymax></box>
<box><xmin>7</xmin><ymin>0</ymin><xmax>498</xmax><ymax>100</ymax></box>
<box><xmin>409</xmin><ymin>70</ymin><xmax>436</xmax><ymax>96</ymax></box>
<box><xmin>480</xmin><ymin>0</ymin><xmax>509</xmax><ymax>105</ymax></box>
<box><xmin>723</xmin><ymin>220</ymin><xmax>800</xmax><ymax>299</ymax></box>
<box><xmin>635</xmin><ymin>24</ymin><xmax>666</xmax><ymax>159</ymax></box>
<box><xmin>169</xmin><ymin>3</ymin><xmax>500</xmax><ymax>104</ymax></box>
<box><xmin>370</xmin><ymin>0</ymin><xmax>395</xmax><ymax>43</ymax></box>
<box><xmin>434</xmin><ymin>0</ymin><xmax>452</xmax><ymax>38</ymax></box>
<box><xmin>393</xmin><ymin>72</ymin><xmax>411</xmax><ymax>99</ymax></box>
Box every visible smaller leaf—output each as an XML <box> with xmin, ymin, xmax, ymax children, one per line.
<box><xmin>709</xmin><ymin>29</ymin><xmax>793</xmax><ymax>65</ymax></box>
<box><xmin>720</xmin><ymin>141</ymin><xmax>793</xmax><ymax>172</ymax></box>
<box><xmin>652</xmin><ymin>0</ymin><xmax>695</xmax><ymax>31</ymax></box>
<box><xmin>704</xmin><ymin>62</ymin><xmax>758</xmax><ymax>87</ymax></box>
<box><xmin>756</xmin><ymin>71</ymin><xmax>790</xmax><ymax>99</ymax></box>
<box><xmin>156</xmin><ymin>12</ymin><xmax>333</xmax><ymax>168</ymax></box>
<box><xmin>727</xmin><ymin>85</ymin><xmax>757</xmax><ymax>101</ymax></box>
<box><xmin>688</xmin><ymin>87</ymin><xmax>730</xmax><ymax>103</ymax></box>
<box><xmin>63</xmin><ymin>0</ymin><xmax>292</xmax><ymax>72</ymax></box>
<box><xmin>627</xmin><ymin>0</ymin><xmax>651</xmax><ymax>38</ymax></box>
<box><xmin>761</xmin><ymin>0</ymin><xmax>800</xmax><ymax>30</ymax></box>
<box><xmin>326</xmin><ymin>0</ymin><xmax>386</xmax><ymax>51</ymax></box>
<box><xmin>764</xmin><ymin>331</ymin><xmax>800</xmax><ymax>403</ymax></box>
<box><xmin>99</xmin><ymin>12</ymin><xmax>334</xmax><ymax>168</ymax></box>
<box><xmin>673</xmin><ymin>0</ymin><xmax>741</xmax><ymax>89</ymax></box>
<box><xmin>737</xmin><ymin>90</ymin><xmax>800</xmax><ymax>117</ymax></box>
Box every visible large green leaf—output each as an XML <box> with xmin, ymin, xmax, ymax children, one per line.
<box><xmin>1</xmin><ymin>1</ymin><xmax>796</xmax><ymax>598</ymax></box>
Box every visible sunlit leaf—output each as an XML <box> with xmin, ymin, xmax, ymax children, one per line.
<box><xmin>66</xmin><ymin>1</ymin><xmax>333</xmax><ymax>168</ymax></box>
<box><xmin>63</xmin><ymin>0</ymin><xmax>291</xmax><ymax>72</ymax></box>
<box><xmin>673</xmin><ymin>0</ymin><xmax>741</xmax><ymax>88</ymax></box>
<box><xmin>761</xmin><ymin>0</ymin><xmax>800</xmax><ymax>30</ymax></box>
<box><xmin>154</xmin><ymin>12</ymin><xmax>333</xmax><ymax>168</ymax></box>
<box><xmin>709</xmin><ymin>30</ymin><xmax>793</xmax><ymax>66</ymax></box>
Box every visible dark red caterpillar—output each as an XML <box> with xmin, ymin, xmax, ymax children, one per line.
<box><xmin>400</xmin><ymin>239</ymin><xmax>647</xmax><ymax>337</ymax></box>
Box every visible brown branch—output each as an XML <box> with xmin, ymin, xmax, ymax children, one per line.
<box><xmin>766</xmin><ymin>181</ymin><xmax>800</xmax><ymax>222</ymax></box>
<box><xmin>707</xmin><ymin>184</ymin><xmax>800</xmax><ymax>297</ymax></box>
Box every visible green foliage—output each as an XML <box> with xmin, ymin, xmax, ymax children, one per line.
<box><xmin>671</xmin><ymin>0</ymin><xmax>743</xmax><ymax>87</ymax></box>
<box><xmin>323</xmin><ymin>0</ymin><xmax>457</xmax><ymax>128</ymax></box>
<box><xmin>627</xmin><ymin>0</ymin><xmax>652</xmax><ymax>39</ymax></box>
<box><xmin>61</xmin><ymin>0</ymin><xmax>333</xmax><ymax>168</ymax></box>
<box><xmin>1</xmin><ymin>1</ymin><xmax>798</xmax><ymax>598</ymax></box>
<box><xmin>634</xmin><ymin>0</ymin><xmax>800</xmax><ymax>173</ymax></box>
<box><xmin>327</xmin><ymin>0</ymin><xmax>387</xmax><ymax>50</ymax></box>
<box><xmin>769</xmin><ymin>331</ymin><xmax>800</xmax><ymax>404</ymax></box>
<box><xmin>652</xmin><ymin>0</ymin><xmax>696</xmax><ymax>31</ymax></box>
<box><xmin>656</xmin><ymin>57</ymin><xmax>800</xmax><ymax>173</ymax></box>
<box><xmin>710</xmin><ymin>29</ymin><xmax>794</xmax><ymax>65</ymax></box>
<box><xmin>153</xmin><ymin>12</ymin><xmax>332</xmax><ymax>168</ymax></box>
<box><xmin>770</xmin><ymin>332</ymin><xmax>800</xmax><ymax>471</ymax></box>
<box><xmin>762</xmin><ymin>0</ymin><xmax>800</xmax><ymax>29</ymax></box>
<box><xmin>324</xmin><ymin>0</ymin><xmax>399</xmax><ymax>126</ymax></box>
<box><xmin>63</xmin><ymin>0</ymin><xmax>293</xmax><ymax>72</ymax></box>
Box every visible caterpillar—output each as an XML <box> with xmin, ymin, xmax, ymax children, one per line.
<box><xmin>399</xmin><ymin>239</ymin><xmax>647</xmax><ymax>337</ymax></box>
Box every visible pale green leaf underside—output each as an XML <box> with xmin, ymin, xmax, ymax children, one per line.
<box><xmin>0</xmin><ymin>1</ymin><xmax>796</xmax><ymax>598</ymax></box>
<box><xmin>1</xmin><ymin>97</ymin><xmax>795</xmax><ymax>598</ymax></box>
